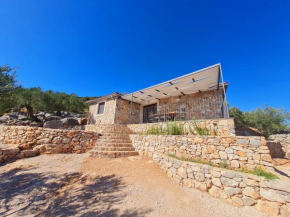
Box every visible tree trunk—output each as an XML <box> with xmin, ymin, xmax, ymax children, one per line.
<box><xmin>26</xmin><ymin>106</ymin><xmax>34</xmax><ymax>118</ymax></box>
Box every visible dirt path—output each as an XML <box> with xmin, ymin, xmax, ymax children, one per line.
<box><xmin>0</xmin><ymin>154</ymin><xmax>266</xmax><ymax>217</ymax></box>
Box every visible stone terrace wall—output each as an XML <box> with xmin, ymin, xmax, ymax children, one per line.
<box><xmin>130</xmin><ymin>135</ymin><xmax>273</xmax><ymax>170</ymax></box>
<box><xmin>0</xmin><ymin>125</ymin><xmax>99</xmax><ymax>155</ymax></box>
<box><xmin>269</xmin><ymin>134</ymin><xmax>290</xmax><ymax>159</ymax></box>
<box><xmin>127</xmin><ymin>118</ymin><xmax>235</xmax><ymax>136</ymax></box>
<box><xmin>153</xmin><ymin>153</ymin><xmax>290</xmax><ymax>217</ymax></box>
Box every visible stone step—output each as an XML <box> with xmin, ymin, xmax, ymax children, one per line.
<box><xmin>99</xmin><ymin>135</ymin><xmax>131</xmax><ymax>139</ymax></box>
<box><xmin>90</xmin><ymin>150</ymin><xmax>138</xmax><ymax>158</ymax></box>
<box><xmin>93</xmin><ymin>146</ymin><xmax>135</xmax><ymax>151</ymax></box>
<box><xmin>97</xmin><ymin>138</ymin><xmax>132</xmax><ymax>143</ymax></box>
<box><xmin>94</xmin><ymin>142</ymin><xmax>133</xmax><ymax>147</ymax></box>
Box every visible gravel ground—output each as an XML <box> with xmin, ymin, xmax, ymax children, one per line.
<box><xmin>0</xmin><ymin>154</ymin><xmax>267</xmax><ymax>217</ymax></box>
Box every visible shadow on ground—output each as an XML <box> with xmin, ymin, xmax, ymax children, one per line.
<box><xmin>0</xmin><ymin>168</ymin><xmax>151</xmax><ymax>216</ymax></box>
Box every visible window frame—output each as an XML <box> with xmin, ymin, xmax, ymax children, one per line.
<box><xmin>96</xmin><ymin>101</ymin><xmax>106</xmax><ymax>115</ymax></box>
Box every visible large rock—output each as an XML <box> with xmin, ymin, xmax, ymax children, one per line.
<box><xmin>62</xmin><ymin>118</ymin><xmax>79</xmax><ymax>126</ymax></box>
<box><xmin>0</xmin><ymin>116</ymin><xmax>10</xmax><ymax>122</ymax></box>
<box><xmin>43</xmin><ymin>120</ymin><xmax>63</xmax><ymax>129</ymax></box>
<box><xmin>46</xmin><ymin>116</ymin><xmax>62</xmax><ymax>121</ymax></box>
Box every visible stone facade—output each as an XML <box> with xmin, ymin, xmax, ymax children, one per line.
<box><xmin>88</xmin><ymin>89</ymin><xmax>226</xmax><ymax>125</ymax></box>
<box><xmin>0</xmin><ymin>125</ymin><xmax>99</xmax><ymax>163</ymax></box>
<box><xmin>158</xmin><ymin>89</ymin><xmax>224</xmax><ymax>119</ymax></box>
<box><xmin>127</xmin><ymin>118</ymin><xmax>235</xmax><ymax>136</ymax></box>
<box><xmin>269</xmin><ymin>134</ymin><xmax>290</xmax><ymax>159</ymax></box>
<box><xmin>153</xmin><ymin>152</ymin><xmax>290</xmax><ymax>217</ymax></box>
<box><xmin>130</xmin><ymin>135</ymin><xmax>273</xmax><ymax>170</ymax></box>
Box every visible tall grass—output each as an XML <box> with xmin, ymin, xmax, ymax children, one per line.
<box><xmin>147</xmin><ymin>121</ymin><xmax>184</xmax><ymax>135</ymax></box>
<box><xmin>189</xmin><ymin>119</ymin><xmax>214</xmax><ymax>135</ymax></box>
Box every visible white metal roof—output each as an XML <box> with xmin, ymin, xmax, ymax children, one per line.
<box><xmin>121</xmin><ymin>64</ymin><xmax>221</xmax><ymax>105</ymax></box>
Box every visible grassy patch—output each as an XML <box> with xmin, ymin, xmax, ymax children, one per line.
<box><xmin>147</xmin><ymin>121</ymin><xmax>183</xmax><ymax>135</ymax></box>
<box><xmin>251</xmin><ymin>167</ymin><xmax>280</xmax><ymax>180</ymax></box>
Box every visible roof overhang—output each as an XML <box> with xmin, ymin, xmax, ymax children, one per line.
<box><xmin>121</xmin><ymin>63</ymin><xmax>223</xmax><ymax>105</ymax></box>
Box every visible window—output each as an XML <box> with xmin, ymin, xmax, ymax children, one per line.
<box><xmin>97</xmin><ymin>102</ymin><xmax>105</xmax><ymax>114</ymax></box>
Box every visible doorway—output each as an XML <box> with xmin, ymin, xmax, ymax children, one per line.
<box><xmin>143</xmin><ymin>103</ymin><xmax>157</xmax><ymax>123</ymax></box>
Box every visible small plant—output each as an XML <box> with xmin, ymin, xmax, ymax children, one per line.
<box><xmin>147</xmin><ymin>125</ymin><xmax>166</xmax><ymax>135</ymax></box>
<box><xmin>166</xmin><ymin>121</ymin><xmax>184</xmax><ymax>135</ymax></box>
<box><xmin>219</xmin><ymin>160</ymin><xmax>229</xmax><ymax>169</ymax></box>
<box><xmin>251</xmin><ymin>167</ymin><xmax>279</xmax><ymax>180</ymax></box>
<box><xmin>189</xmin><ymin>119</ymin><xmax>211</xmax><ymax>135</ymax></box>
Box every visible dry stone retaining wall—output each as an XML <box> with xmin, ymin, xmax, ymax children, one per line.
<box><xmin>153</xmin><ymin>152</ymin><xmax>290</xmax><ymax>217</ymax></box>
<box><xmin>0</xmin><ymin>125</ymin><xmax>99</xmax><ymax>161</ymax></box>
<box><xmin>130</xmin><ymin>135</ymin><xmax>273</xmax><ymax>170</ymax></box>
<box><xmin>127</xmin><ymin>118</ymin><xmax>235</xmax><ymax>136</ymax></box>
<box><xmin>269</xmin><ymin>134</ymin><xmax>290</xmax><ymax>159</ymax></box>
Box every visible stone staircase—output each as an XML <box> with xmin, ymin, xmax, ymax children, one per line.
<box><xmin>90</xmin><ymin>125</ymin><xmax>138</xmax><ymax>158</ymax></box>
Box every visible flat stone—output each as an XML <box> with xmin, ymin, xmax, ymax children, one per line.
<box><xmin>242</xmin><ymin>196</ymin><xmax>256</xmax><ymax>206</ymax></box>
<box><xmin>210</xmin><ymin>170</ymin><xmax>221</xmax><ymax>178</ymax></box>
<box><xmin>243</xmin><ymin>187</ymin><xmax>260</xmax><ymax>199</ymax></box>
<box><xmin>224</xmin><ymin>187</ymin><xmax>241</xmax><ymax>196</ymax></box>
<box><xmin>260</xmin><ymin>189</ymin><xmax>288</xmax><ymax>204</ymax></box>
<box><xmin>212</xmin><ymin>177</ymin><xmax>222</xmax><ymax>187</ymax></box>
<box><xmin>261</xmin><ymin>180</ymin><xmax>290</xmax><ymax>193</ymax></box>
<box><xmin>255</xmin><ymin>200</ymin><xmax>279</xmax><ymax>217</ymax></box>
<box><xmin>249</xmin><ymin>139</ymin><xmax>261</xmax><ymax>146</ymax></box>
<box><xmin>221</xmin><ymin>171</ymin><xmax>236</xmax><ymax>178</ymax></box>
<box><xmin>177</xmin><ymin>167</ymin><xmax>187</xmax><ymax>178</ymax></box>
<box><xmin>209</xmin><ymin>185</ymin><xmax>222</xmax><ymax>198</ymax></box>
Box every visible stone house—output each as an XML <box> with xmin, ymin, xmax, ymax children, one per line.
<box><xmin>87</xmin><ymin>64</ymin><xmax>229</xmax><ymax>125</ymax></box>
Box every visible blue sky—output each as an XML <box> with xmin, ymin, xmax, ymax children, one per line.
<box><xmin>0</xmin><ymin>0</ymin><xmax>289</xmax><ymax>111</ymax></box>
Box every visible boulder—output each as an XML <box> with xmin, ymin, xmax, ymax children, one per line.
<box><xmin>62</xmin><ymin>118</ymin><xmax>79</xmax><ymax>126</ymax></box>
<box><xmin>46</xmin><ymin>116</ymin><xmax>62</xmax><ymax>121</ymax></box>
<box><xmin>0</xmin><ymin>116</ymin><xmax>10</xmax><ymax>122</ymax></box>
<box><xmin>43</xmin><ymin>120</ymin><xmax>63</xmax><ymax>129</ymax></box>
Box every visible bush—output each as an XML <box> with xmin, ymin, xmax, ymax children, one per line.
<box><xmin>229</xmin><ymin>105</ymin><xmax>290</xmax><ymax>137</ymax></box>
<box><xmin>146</xmin><ymin>121</ymin><xmax>184</xmax><ymax>135</ymax></box>
<box><xmin>146</xmin><ymin>125</ymin><xmax>166</xmax><ymax>135</ymax></box>
<box><xmin>189</xmin><ymin>119</ymin><xmax>213</xmax><ymax>135</ymax></box>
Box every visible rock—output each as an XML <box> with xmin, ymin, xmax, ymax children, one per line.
<box><xmin>231</xmin><ymin>160</ymin><xmax>239</xmax><ymax>168</ymax></box>
<box><xmin>62</xmin><ymin>118</ymin><xmax>79</xmax><ymax>126</ymax></box>
<box><xmin>46</xmin><ymin>116</ymin><xmax>62</xmax><ymax>121</ymax></box>
<box><xmin>210</xmin><ymin>169</ymin><xmax>221</xmax><ymax>178</ymax></box>
<box><xmin>219</xmin><ymin>151</ymin><xmax>227</xmax><ymax>160</ymax></box>
<box><xmin>195</xmin><ymin>172</ymin><xmax>205</xmax><ymax>182</ymax></box>
<box><xmin>243</xmin><ymin>187</ymin><xmax>260</xmax><ymax>199</ymax></box>
<box><xmin>177</xmin><ymin>167</ymin><xmax>187</xmax><ymax>178</ymax></box>
<box><xmin>242</xmin><ymin>196</ymin><xmax>256</xmax><ymax>206</ymax></box>
<box><xmin>250</xmin><ymin>139</ymin><xmax>261</xmax><ymax>146</ymax></box>
<box><xmin>0</xmin><ymin>115</ymin><xmax>10</xmax><ymax>122</ymax></box>
<box><xmin>260</xmin><ymin>189</ymin><xmax>289</xmax><ymax>204</ymax></box>
<box><xmin>17</xmin><ymin>115</ymin><xmax>27</xmax><ymax>120</ymax></box>
<box><xmin>221</xmin><ymin>177</ymin><xmax>238</xmax><ymax>187</ymax></box>
<box><xmin>280</xmin><ymin>205</ymin><xmax>290</xmax><ymax>217</ymax></box>
<box><xmin>209</xmin><ymin>185</ymin><xmax>221</xmax><ymax>198</ymax></box>
<box><xmin>261</xmin><ymin>180</ymin><xmax>290</xmax><ymax>193</ymax></box>
<box><xmin>221</xmin><ymin>171</ymin><xmax>236</xmax><ymax>178</ymax></box>
<box><xmin>43</xmin><ymin>120</ymin><xmax>63</xmax><ymax>129</ymax></box>
<box><xmin>232</xmin><ymin>196</ymin><xmax>243</xmax><ymax>207</ymax></box>
<box><xmin>255</xmin><ymin>200</ymin><xmax>279</xmax><ymax>217</ymax></box>
<box><xmin>224</xmin><ymin>187</ymin><xmax>241</xmax><ymax>196</ymax></box>
<box><xmin>212</xmin><ymin>177</ymin><xmax>222</xmax><ymax>187</ymax></box>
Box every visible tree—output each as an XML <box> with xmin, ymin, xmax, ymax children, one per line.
<box><xmin>0</xmin><ymin>65</ymin><xmax>19</xmax><ymax>115</ymax></box>
<box><xmin>229</xmin><ymin>107</ymin><xmax>245</xmax><ymax>128</ymax></box>
<box><xmin>16</xmin><ymin>87</ymin><xmax>44</xmax><ymax>117</ymax></box>
<box><xmin>229</xmin><ymin>105</ymin><xmax>290</xmax><ymax>137</ymax></box>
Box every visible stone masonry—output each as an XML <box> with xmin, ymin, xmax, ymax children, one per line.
<box><xmin>153</xmin><ymin>152</ymin><xmax>290</xmax><ymax>217</ymax></box>
<box><xmin>130</xmin><ymin>135</ymin><xmax>274</xmax><ymax>170</ymax></box>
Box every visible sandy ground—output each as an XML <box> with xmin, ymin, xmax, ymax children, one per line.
<box><xmin>0</xmin><ymin>154</ymin><xmax>267</xmax><ymax>217</ymax></box>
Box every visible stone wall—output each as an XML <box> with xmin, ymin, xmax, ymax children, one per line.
<box><xmin>153</xmin><ymin>152</ymin><xmax>290</xmax><ymax>217</ymax></box>
<box><xmin>88</xmin><ymin>98</ymin><xmax>117</xmax><ymax>124</ymax></box>
<box><xmin>114</xmin><ymin>99</ymin><xmax>141</xmax><ymax>124</ymax></box>
<box><xmin>0</xmin><ymin>125</ymin><xmax>99</xmax><ymax>157</ymax></box>
<box><xmin>130</xmin><ymin>135</ymin><xmax>273</xmax><ymax>170</ymax></box>
<box><xmin>127</xmin><ymin>118</ymin><xmax>235</xmax><ymax>136</ymax></box>
<box><xmin>269</xmin><ymin>134</ymin><xmax>290</xmax><ymax>159</ymax></box>
<box><xmin>158</xmin><ymin>89</ymin><xmax>224</xmax><ymax>119</ymax></box>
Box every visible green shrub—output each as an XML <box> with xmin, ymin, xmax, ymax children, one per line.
<box><xmin>166</xmin><ymin>121</ymin><xmax>184</xmax><ymax>135</ymax></box>
<box><xmin>189</xmin><ymin>119</ymin><xmax>212</xmax><ymax>135</ymax></box>
<box><xmin>251</xmin><ymin>167</ymin><xmax>279</xmax><ymax>180</ymax></box>
<box><xmin>229</xmin><ymin>105</ymin><xmax>290</xmax><ymax>137</ymax></box>
<box><xmin>147</xmin><ymin>125</ymin><xmax>166</xmax><ymax>135</ymax></box>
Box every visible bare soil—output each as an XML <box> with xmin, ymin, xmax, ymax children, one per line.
<box><xmin>0</xmin><ymin>154</ymin><xmax>267</xmax><ymax>217</ymax></box>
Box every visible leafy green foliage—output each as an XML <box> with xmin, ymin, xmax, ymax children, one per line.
<box><xmin>0</xmin><ymin>64</ymin><xmax>88</xmax><ymax>116</ymax></box>
<box><xmin>229</xmin><ymin>105</ymin><xmax>290</xmax><ymax>137</ymax></box>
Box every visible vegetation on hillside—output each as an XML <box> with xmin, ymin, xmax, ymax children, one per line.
<box><xmin>229</xmin><ymin>105</ymin><xmax>290</xmax><ymax>137</ymax></box>
<box><xmin>0</xmin><ymin>64</ymin><xmax>89</xmax><ymax>116</ymax></box>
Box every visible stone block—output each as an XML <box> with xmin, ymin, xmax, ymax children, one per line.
<box><xmin>255</xmin><ymin>200</ymin><xmax>279</xmax><ymax>217</ymax></box>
